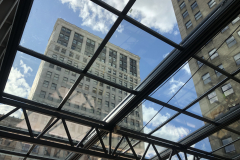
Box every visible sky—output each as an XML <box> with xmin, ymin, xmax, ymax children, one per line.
<box><xmin>0</xmin><ymin>0</ymin><xmax>213</xmax><ymax>158</ymax></box>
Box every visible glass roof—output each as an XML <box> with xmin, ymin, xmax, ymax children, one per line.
<box><xmin>0</xmin><ymin>0</ymin><xmax>240</xmax><ymax>160</ymax></box>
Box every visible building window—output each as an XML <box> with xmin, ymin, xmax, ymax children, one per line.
<box><xmin>182</xmin><ymin>10</ymin><xmax>188</xmax><ymax>19</ymax></box>
<box><xmin>63</xmin><ymin>77</ymin><xmax>68</xmax><ymax>83</ymax></box>
<box><xmin>119</xmin><ymin>73</ymin><xmax>122</xmax><ymax>78</ymax></box>
<box><xmin>49</xmin><ymin>63</ymin><xmax>54</xmax><ymax>68</ymax></box>
<box><xmin>191</xmin><ymin>1</ymin><xmax>198</xmax><ymax>10</ymax></box>
<box><xmin>86</xmin><ymin>77</ymin><xmax>90</xmax><ymax>82</ymax></box>
<box><xmin>186</xmin><ymin>20</ymin><xmax>192</xmax><ymax>29</ymax></box>
<box><xmin>106</xmin><ymin>85</ymin><xmax>110</xmax><ymax>89</ymax></box>
<box><xmin>46</xmin><ymin>71</ymin><xmax>52</xmax><ymax>78</ymax></box>
<box><xmin>232</xmin><ymin>17</ymin><xmax>240</xmax><ymax>25</ymax></box>
<box><xmin>78</xmin><ymin>83</ymin><xmax>83</xmax><ymax>88</ymax></box>
<box><xmin>42</xmin><ymin>80</ymin><xmax>50</xmax><ymax>89</ymax></box>
<box><xmin>208</xmin><ymin>48</ymin><xmax>218</xmax><ymax>60</ymax></box>
<box><xmin>70</xmin><ymin>79</ymin><xmax>75</xmax><ymax>84</ymax></box>
<box><xmin>56</xmin><ymin>66</ymin><xmax>61</xmax><ymax>71</ymax></box>
<box><xmin>207</xmin><ymin>91</ymin><xmax>218</xmax><ymax>104</ymax></box>
<box><xmin>197</xmin><ymin>56</ymin><xmax>204</xmax><ymax>67</ymax></box>
<box><xmin>106</xmin><ymin>92</ymin><xmax>110</xmax><ymax>98</ymax></box>
<box><xmin>136</xmin><ymin>121</ymin><xmax>140</xmax><ymax>127</ymax></box>
<box><xmin>124</xmin><ymin>117</ymin><xmax>127</xmax><ymax>123</ymax></box>
<box><xmin>69</xmin><ymin>52</ymin><xmax>74</xmax><ymax>57</ymax></box>
<box><xmin>99</xmin><ymin>82</ymin><xmax>103</xmax><ymax>87</ymax></box>
<box><xmin>85</xmin><ymin>85</ymin><xmax>89</xmax><ymax>90</ymax></box>
<box><xmin>208</xmin><ymin>0</ymin><xmax>216</xmax><ymax>8</ymax></box>
<box><xmin>105</xmin><ymin>101</ymin><xmax>109</xmax><ymax>107</ymax></box>
<box><xmin>130</xmin><ymin>119</ymin><xmax>134</xmax><ymax>125</ymax></box>
<box><xmin>67</xmin><ymin>60</ymin><xmax>72</xmax><ymax>65</ymax></box>
<box><xmin>92</xmin><ymin>87</ymin><xmax>97</xmax><ymax>94</ymax></box>
<box><xmin>54</xmin><ymin>46</ymin><xmax>60</xmax><ymax>51</ymax></box>
<box><xmin>112</xmin><ymin>94</ymin><xmax>115</xmax><ymax>100</ymax></box>
<box><xmin>222</xmin><ymin>137</ymin><xmax>236</xmax><ymax>153</ymax></box>
<box><xmin>47</xmin><ymin>93</ymin><xmax>53</xmax><ymax>101</ymax></box>
<box><xmin>98</xmin><ymin>98</ymin><xmax>102</xmax><ymax>105</ymax></box>
<box><xmin>119</xmin><ymin>97</ymin><xmax>122</xmax><ymax>102</ymax></box>
<box><xmin>136</xmin><ymin>111</ymin><xmax>139</xmax><ymax>117</ymax></box>
<box><xmin>99</xmin><ymin>90</ymin><xmax>103</xmax><ymax>95</ymax></box>
<box><xmin>234</xmin><ymin>53</ymin><xmax>240</xmax><ymax>65</ymax></box>
<box><xmin>202</xmin><ymin>73</ymin><xmax>211</xmax><ymax>84</ymax></box>
<box><xmin>39</xmin><ymin>91</ymin><xmax>46</xmax><ymax>98</ymax></box>
<box><xmin>179</xmin><ymin>2</ymin><xmax>186</xmax><ymax>9</ymax></box>
<box><xmin>215</xmin><ymin>64</ymin><xmax>224</xmax><ymax>77</ymax></box>
<box><xmin>61</xmin><ymin>48</ymin><xmax>66</xmax><ymax>54</ymax></box>
<box><xmin>51</xmin><ymin>83</ymin><xmax>57</xmax><ymax>90</ymax></box>
<box><xmin>226</xmin><ymin>36</ymin><xmax>237</xmax><ymax>48</ymax></box>
<box><xmin>52</xmin><ymin>54</ymin><xmax>57</xmax><ymax>59</ymax></box>
<box><xmin>194</xmin><ymin>11</ymin><xmax>202</xmax><ymax>20</ymax></box>
<box><xmin>66</xmin><ymin>99</ymin><xmax>70</xmax><ymax>106</ymax></box>
<box><xmin>112</xmin><ymin>87</ymin><xmax>116</xmax><ymax>92</ymax></box>
<box><xmin>75</xmin><ymin>55</ymin><xmax>80</xmax><ymax>60</ymax></box>
<box><xmin>221</xmin><ymin>26</ymin><xmax>229</xmax><ymax>33</ymax></box>
<box><xmin>222</xmin><ymin>83</ymin><xmax>234</xmax><ymax>96</ymax></box>
<box><xmin>111</xmin><ymin>103</ymin><xmax>115</xmax><ymax>107</ymax></box>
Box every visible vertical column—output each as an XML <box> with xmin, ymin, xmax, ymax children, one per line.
<box><xmin>67</xmin><ymin>28</ymin><xmax>74</xmax><ymax>49</ymax></box>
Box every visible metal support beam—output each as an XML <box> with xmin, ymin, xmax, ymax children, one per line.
<box><xmin>140</xmin><ymin>143</ymin><xmax>150</xmax><ymax>160</ymax></box>
<box><xmin>112</xmin><ymin>136</ymin><xmax>124</xmax><ymax>156</ymax></box>
<box><xmin>22</xmin><ymin>108</ymin><xmax>34</xmax><ymax>138</ymax></box>
<box><xmin>125</xmin><ymin>136</ymin><xmax>138</xmax><ymax>160</ymax></box>
<box><xmin>95</xmin><ymin>128</ymin><xmax>108</xmax><ymax>154</ymax></box>
<box><xmin>0</xmin><ymin>107</ymin><xmax>19</xmax><ymax>121</ymax></box>
<box><xmin>109</xmin><ymin>131</ymin><xmax>112</xmax><ymax>154</ymax></box>
<box><xmin>152</xmin><ymin>144</ymin><xmax>162</xmax><ymax>160</ymax></box>
<box><xmin>62</xmin><ymin>118</ymin><xmax>74</xmax><ymax>147</ymax></box>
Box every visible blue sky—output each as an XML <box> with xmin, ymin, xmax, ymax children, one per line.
<box><xmin>1</xmin><ymin>0</ymin><xmax>213</xmax><ymax>158</ymax></box>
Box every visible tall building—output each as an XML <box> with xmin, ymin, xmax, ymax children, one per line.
<box><xmin>172</xmin><ymin>0</ymin><xmax>240</xmax><ymax>157</ymax></box>
<box><xmin>0</xmin><ymin>18</ymin><xmax>144</xmax><ymax>159</ymax></box>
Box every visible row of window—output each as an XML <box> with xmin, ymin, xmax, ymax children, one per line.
<box><xmin>54</xmin><ymin>45</ymin><xmax>138</xmax><ymax>77</ymax></box>
<box><xmin>207</xmin><ymin>83</ymin><xmax>234</xmax><ymax>104</ymax></box>
<box><xmin>47</xmin><ymin>62</ymin><xmax>137</xmax><ymax>88</ymax></box>
<box><xmin>56</xmin><ymin>28</ymin><xmax>138</xmax><ymax>76</ymax></box>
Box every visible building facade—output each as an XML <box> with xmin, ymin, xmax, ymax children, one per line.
<box><xmin>172</xmin><ymin>0</ymin><xmax>240</xmax><ymax>158</ymax></box>
<box><xmin>0</xmin><ymin>18</ymin><xmax>144</xmax><ymax>159</ymax></box>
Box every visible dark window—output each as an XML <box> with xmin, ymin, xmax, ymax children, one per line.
<box><xmin>179</xmin><ymin>2</ymin><xmax>186</xmax><ymax>9</ymax></box>
<box><xmin>182</xmin><ymin>10</ymin><xmax>188</xmax><ymax>19</ymax></box>
<box><xmin>226</xmin><ymin>36</ymin><xmax>237</xmax><ymax>48</ymax></box>
<box><xmin>191</xmin><ymin>1</ymin><xmax>198</xmax><ymax>10</ymax></box>
<box><xmin>221</xmin><ymin>26</ymin><xmax>229</xmax><ymax>33</ymax></box>
<box><xmin>39</xmin><ymin>91</ymin><xmax>46</xmax><ymax>98</ymax></box>
<box><xmin>208</xmin><ymin>48</ymin><xmax>218</xmax><ymax>60</ymax></box>
<box><xmin>215</xmin><ymin>64</ymin><xmax>224</xmax><ymax>77</ymax></box>
<box><xmin>202</xmin><ymin>73</ymin><xmax>211</xmax><ymax>84</ymax></box>
<box><xmin>208</xmin><ymin>0</ymin><xmax>216</xmax><ymax>8</ymax></box>
<box><xmin>194</xmin><ymin>11</ymin><xmax>202</xmax><ymax>20</ymax></box>
<box><xmin>234</xmin><ymin>53</ymin><xmax>240</xmax><ymax>65</ymax></box>
<box><xmin>43</xmin><ymin>80</ymin><xmax>49</xmax><ymax>88</ymax></box>
<box><xmin>222</xmin><ymin>137</ymin><xmax>236</xmax><ymax>153</ymax></box>
<box><xmin>207</xmin><ymin>91</ymin><xmax>218</xmax><ymax>104</ymax></box>
<box><xmin>222</xmin><ymin>83</ymin><xmax>234</xmax><ymax>96</ymax></box>
<box><xmin>186</xmin><ymin>20</ymin><xmax>192</xmax><ymax>29</ymax></box>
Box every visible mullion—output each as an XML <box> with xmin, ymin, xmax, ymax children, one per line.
<box><xmin>89</xmin><ymin>0</ymin><xmax>183</xmax><ymax>50</ymax></box>
<box><xmin>0</xmin><ymin>107</ymin><xmax>19</xmax><ymax>121</ymax></box>
<box><xmin>62</xmin><ymin>118</ymin><xmax>74</xmax><ymax>147</ymax></box>
<box><xmin>17</xmin><ymin>45</ymin><xmax>136</xmax><ymax>94</ymax></box>
<box><xmin>22</xmin><ymin>108</ymin><xmax>34</xmax><ymax>138</ymax></box>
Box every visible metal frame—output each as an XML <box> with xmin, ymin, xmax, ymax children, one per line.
<box><xmin>0</xmin><ymin>0</ymin><xmax>240</xmax><ymax>160</ymax></box>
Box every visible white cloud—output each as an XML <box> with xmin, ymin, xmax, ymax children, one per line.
<box><xmin>182</xmin><ymin>63</ymin><xmax>191</xmax><ymax>75</ymax></box>
<box><xmin>20</xmin><ymin>60</ymin><xmax>33</xmax><ymax>74</ymax></box>
<box><xmin>142</xmin><ymin>104</ymin><xmax>170</xmax><ymax>127</ymax></box>
<box><xmin>4</xmin><ymin>67</ymin><xmax>31</xmax><ymax>98</ymax></box>
<box><xmin>60</xmin><ymin>0</ymin><xmax>177</xmax><ymax>34</ymax></box>
<box><xmin>163</xmin><ymin>52</ymin><xmax>169</xmax><ymax>58</ymax></box>
<box><xmin>169</xmin><ymin>78</ymin><xmax>184</xmax><ymax>94</ymax></box>
<box><xmin>173</xmin><ymin>30</ymin><xmax>179</xmax><ymax>36</ymax></box>
<box><xmin>0</xmin><ymin>104</ymin><xmax>22</xmax><ymax>118</ymax></box>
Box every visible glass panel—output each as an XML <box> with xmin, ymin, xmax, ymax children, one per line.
<box><xmin>126</xmin><ymin>0</ymin><xmax>181</xmax><ymax>43</ymax></box>
<box><xmin>151</xmin><ymin>113</ymin><xmax>206</xmax><ymax>142</ymax></box>
<box><xmin>192</xmin><ymin>137</ymin><xmax>212</xmax><ymax>152</ymax></box>
<box><xmin>4</xmin><ymin>52</ymin><xmax>80</xmax><ymax>109</ymax></box>
<box><xmin>0</xmin><ymin>138</ymin><xmax>31</xmax><ymax>154</ymax></box>
<box><xmin>150</xmin><ymin>61</ymin><xmax>193</xmax><ymax>104</ymax></box>
<box><xmin>30</xmin><ymin>144</ymin><xmax>70</xmax><ymax>160</ymax></box>
<box><xmin>109</xmin><ymin>19</ymin><xmax>174</xmax><ymax>82</ymax></box>
<box><xmin>0</xmin><ymin>153</ymin><xmax>24</xmax><ymax>160</ymax></box>
<box><xmin>20</xmin><ymin>0</ymin><xmax>114</xmax><ymax>52</ymax></box>
<box><xmin>62</xmin><ymin>75</ymin><xmax>131</xmax><ymax>121</ymax></box>
<box><xmin>187</xmin><ymin>79</ymin><xmax>240</xmax><ymax>120</ymax></box>
<box><xmin>0</xmin><ymin>105</ymin><xmax>28</xmax><ymax>132</ymax></box>
<box><xmin>211</xmin><ymin>129</ymin><xmax>240</xmax><ymax>159</ymax></box>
